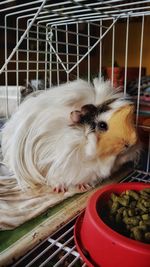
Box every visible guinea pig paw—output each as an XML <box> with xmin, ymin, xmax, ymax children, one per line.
<box><xmin>77</xmin><ymin>183</ymin><xmax>92</xmax><ymax>192</ymax></box>
<box><xmin>53</xmin><ymin>185</ymin><xmax>67</xmax><ymax>193</ymax></box>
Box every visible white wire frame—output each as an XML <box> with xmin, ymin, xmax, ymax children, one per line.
<box><xmin>1</xmin><ymin>0</ymin><xmax>150</xmax><ymax>73</ymax></box>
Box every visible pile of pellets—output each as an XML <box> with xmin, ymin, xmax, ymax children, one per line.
<box><xmin>103</xmin><ymin>188</ymin><xmax>150</xmax><ymax>243</ymax></box>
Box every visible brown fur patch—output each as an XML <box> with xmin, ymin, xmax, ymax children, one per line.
<box><xmin>97</xmin><ymin>105</ymin><xmax>138</xmax><ymax>158</ymax></box>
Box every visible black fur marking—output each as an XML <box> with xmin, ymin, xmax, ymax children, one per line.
<box><xmin>97</xmin><ymin>104</ymin><xmax>111</xmax><ymax>113</ymax></box>
<box><xmin>81</xmin><ymin>104</ymin><xmax>97</xmax><ymax>116</ymax></box>
<box><xmin>80</xmin><ymin>104</ymin><xmax>97</xmax><ymax>125</ymax></box>
<box><xmin>79</xmin><ymin>100</ymin><xmax>115</xmax><ymax>130</ymax></box>
<box><xmin>97</xmin><ymin>99</ymin><xmax>115</xmax><ymax>114</ymax></box>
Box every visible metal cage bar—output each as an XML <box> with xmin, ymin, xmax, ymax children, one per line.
<box><xmin>0</xmin><ymin>1</ymin><xmax>150</xmax><ymax>266</ymax></box>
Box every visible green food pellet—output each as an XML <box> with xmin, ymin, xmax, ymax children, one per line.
<box><xmin>123</xmin><ymin>217</ymin><xmax>140</xmax><ymax>226</ymax></box>
<box><xmin>101</xmin><ymin>187</ymin><xmax>150</xmax><ymax>244</ymax></box>
<box><xmin>123</xmin><ymin>209</ymin><xmax>128</xmax><ymax>217</ymax></box>
<box><xmin>141</xmin><ymin>214</ymin><xmax>150</xmax><ymax>220</ymax></box>
<box><xmin>137</xmin><ymin>202</ymin><xmax>148</xmax><ymax>212</ymax></box>
<box><xmin>118</xmin><ymin>197</ymin><xmax>129</xmax><ymax>206</ymax></box>
<box><xmin>141</xmin><ymin>188</ymin><xmax>150</xmax><ymax>194</ymax></box>
<box><xmin>126</xmin><ymin>190</ymin><xmax>139</xmax><ymax>200</ymax></box>
<box><xmin>143</xmin><ymin>200</ymin><xmax>150</xmax><ymax>208</ymax></box>
<box><xmin>110</xmin><ymin>202</ymin><xmax>119</xmax><ymax>214</ymax></box>
<box><xmin>128</xmin><ymin>209</ymin><xmax>135</xmax><ymax>217</ymax></box>
<box><xmin>110</xmin><ymin>193</ymin><xmax>118</xmax><ymax>202</ymax></box>
<box><xmin>131</xmin><ymin>227</ymin><xmax>143</xmax><ymax>241</ymax></box>
<box><xmin>118</xmin><ymin>207</ymin><xmax>126</xmax><ymax>214</ymax></box>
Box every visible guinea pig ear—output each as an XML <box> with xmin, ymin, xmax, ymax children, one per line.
<box><xmin>70</xmin><ymin>104</ymin><xmax>97</xmax><ymax>125</ymax></box>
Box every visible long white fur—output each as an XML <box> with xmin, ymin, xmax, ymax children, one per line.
<box><xmin>1</xmin><ymin>78</ymin><xmax>135</xmax><ymax>190</ymax></box>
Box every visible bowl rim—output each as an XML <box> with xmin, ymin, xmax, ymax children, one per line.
<box><xmin>87</xmin><ymin>182</ymin><xmax>150</xmax><ymax>253</ymax></box>
<box><xmin>74</xmin><ymin>212</ymin><xmax>95</xmax><ymax>267</ymax></box>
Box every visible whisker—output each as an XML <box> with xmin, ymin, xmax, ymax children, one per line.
<box><xmin>88</xmin><ymin>128</ymin><xmax>95</xmax><ymax>134</ymax></box>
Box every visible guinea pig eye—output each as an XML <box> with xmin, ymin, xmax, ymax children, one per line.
<box><xmin>97</xmin><ymin>121</ymin><xmax>108</xmax><ymax>131</ymax></box>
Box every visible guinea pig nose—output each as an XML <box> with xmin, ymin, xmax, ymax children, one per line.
<box><xmin>124</xmin><ymin>142</ymin><xmax>130</xmax><ymax>149</ymax></box>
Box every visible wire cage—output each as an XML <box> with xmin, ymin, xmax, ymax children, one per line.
<box><xmin>0</xmin><ymin>0</ymin><xmax>150</xmax><ymax>266</ymax></box>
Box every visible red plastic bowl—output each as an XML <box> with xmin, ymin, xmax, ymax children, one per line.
<box><xmin>74</xmin><ymin>182</ymin><xmax>150</xmax><ymax>267</ymax></box>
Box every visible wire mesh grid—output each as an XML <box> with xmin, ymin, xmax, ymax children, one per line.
<box><xmin>1</xmin><ymin>1</ymin><xmax>150</xmax><ymax>87</ymax></box>
<box><xmin>12</xmin><ymin>170</ymin><xmax>150</xmax><ymax>267</ymax></box>
<box><xmin>0</xmin><ymin>1</ymin><xmax>149</xmax><ymax>265</ymax></box>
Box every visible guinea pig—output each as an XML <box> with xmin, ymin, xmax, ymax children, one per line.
<box><xmin>1</xmin><ymin>78</ymin><xmax>140</xmax><ymax>192</ymax></box>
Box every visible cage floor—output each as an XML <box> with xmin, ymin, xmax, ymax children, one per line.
<box><xmin>11</xmin><ymin>170</ymin><xmax>150</xmax><ymax>267</ymax></box>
